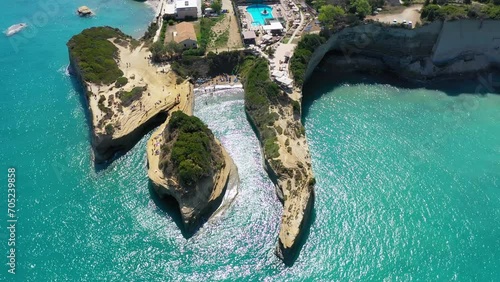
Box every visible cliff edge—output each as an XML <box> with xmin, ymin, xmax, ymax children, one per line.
<box><xmin>241</xmin><ymin>57</ymin><xmax>315</xmax><ymax>264</ymax></box>
<box><xmin>67</xmin><ymin>26</ymin><xmax>188</xmax><ymax>163</ymax></box>
<box><xmin>304</xmin><ymin>20</ymin><xmax>500</xmax><ymax>83</ymax></box>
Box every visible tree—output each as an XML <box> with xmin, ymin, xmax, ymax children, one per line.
<box><xmin>165</xmin><ymin>41</ymin><xmax>183</xmax><ymax>58</ymax></box>
<box><xmin>150</xmin><ymin>41</ymin><xmax>166</xmax><ymax>62</ymax></box>
<box><xmin>311</xmin><ymin>0</ymin><xmax>327</xmax><ymax>10</ymax></box>
<box><xmin>318</xmin><ymin>5</ymin><xmax>346</xmax><ymax>30</ymax></box>
<box><xmin>352</xmin><ymin>0</ymin><xmax>372</xmax><ymax>18</ymax></box>
<box><xmin>211</xmin><ymin>0</ymin><xmax>222</xmax><ymax>14</ymax></box>
<box><xmin>464</xmin><ymin>0</ymin><xmax>471</xmax><ymax>4</ymax></box>
<box><xmin>368</xmin><ymin>0</ymin><xmax>384</xmax><ymax>9</ymax></box>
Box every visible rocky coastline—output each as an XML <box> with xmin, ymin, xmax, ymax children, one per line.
<box><xmin>69</xmin><ymin>27</ymin><xmax>239</xmax><ymax>235</ymax></box>
<box><xmin>146</xmin><ymin>90</ymin><xmax>239</xmax><ymax>235</ymax></box>
<box><xmin>240</xmin><ymin>57</ymin><xmax>315</xmax><ymax>265</ymax></box>
<box><xmin>264</xmin><ymin>18</ymin><xmax>500</xmax><ymax>264</ymax></box>
<box><xmin>304</xmin><ymin>20</ymin><xmax>500</xmax><ymax>85</ymax></box>
<box><xmin>67</xmin><ymin>27</ymin><xmax>187</xmax><ymax>164</ymax></box>
<box><xmin>245</xmin><ymin>92</ymin><xmax>315</xmax><ymax>265</ymax></box>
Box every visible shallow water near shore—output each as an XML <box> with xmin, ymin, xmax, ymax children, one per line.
<box><xmin>1</xmin><ymin>0</ymin><xmax>500</xmax><ymax>280</ymax></box>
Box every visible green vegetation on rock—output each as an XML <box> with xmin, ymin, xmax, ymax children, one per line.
<box><xmin>67</xmin><ymin>27</ymin><xmax>131</xmax><ymax>85</ymax></box>
<box><xmin>151</xmin><ymin>40</ymin><xmax>184</xmax><ymax>61</ymax></box>
<box><xmin>160</xmin><ymin>111</ymin><xmax>223</xmax><ymax>187</ymax></box>
<box><xmin>240</xmin><ymin>56</ymin><xmax>284</xmax><ymax>159</ymax></box>
<box><xmin>421</xmin><ymin>0</ymin><xmax>500</xmax><ymax>21</ymax></box>
<box><xmin>105</xmin><ymin>124</ymin><xmax>114</xmax><ymax>135</ymax></box>
<box><xmin>117</xmin><ymin>86</ymin><xmax>146</xmax><ymax>106</ymax></box>
<box><xmin>172</xmin><ymin>51</ymin><xmax>246</xmax><ymax>79</ymax></box>
<box><xmin>115</xmin><ymin>77</ymin><xmax>128</xmax><ymax>88</ymax></box>
<box><xmin>290</xmin><ymin>34</ymin><xmax>326</xmax><ymax>86</ymax></box>
<box><xmin>351</xmin><ymin>0</ymin><xmax>371</xmax><ymax>18</ymax></box>
<box><xmin>141</xmin><ymin>22</ymin><xmax>159</xmax><ymax>42</ymax></box>
<box><xmin>318</xmin><ymin>5</ymin><xmax>346</xmax><ymax>30</ymax></box>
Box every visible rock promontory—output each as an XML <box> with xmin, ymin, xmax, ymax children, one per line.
<box><xmin>148</xmin><ymin>111</ymin><xmax>238</xmax><ymax>234</ymax></box>
<box><xmin>240</xmin><ymin>56</ymin><xmax>315</xmax><ymax>264</ymax></box>
<box><xmin>67</xmin><ymin>26</ymin><xmax>188</xmax><ymax>164</ymax></box>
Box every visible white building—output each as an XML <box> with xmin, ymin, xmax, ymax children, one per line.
<box><xmin>176</xmin><ymin>0</ymin><xmax>198</xmax><ymax>19</ymax></box>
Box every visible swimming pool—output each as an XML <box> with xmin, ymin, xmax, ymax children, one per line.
<box><xmin>246</xmin><ymin>4</ymin><xmax>273</xmax><ymax>26</ymax></box>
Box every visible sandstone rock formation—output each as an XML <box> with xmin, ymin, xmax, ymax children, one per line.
<box><xmin>77</xmin><ymin>6</ymin><xmax>93</xmax><ymax>17</ymax></box>
<box><xmin>148</xmin><ymin>111</ymin><xmax>239</xmax><ymax>234</ymax></box>
<box><xmin>67</xmin><ymin>27</ymin><xmax>188</xmax><ymax>164</ymax></box>
<box><xmin>305</xmin><ymin>20</ymin><xmax>500</xmax><ymax>83</ymax></box>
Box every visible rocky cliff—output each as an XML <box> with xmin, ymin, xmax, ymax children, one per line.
<box><xmin>304</xmin><ymin>20</ymin><xmax>500</xmax><ymax>83</ymax></box>
<box><xmin>240</xmin><ymin>57</ymin><xmax>315</xmax><ymax>265</ymax></box>
<box><xmin>148</xmin><ymin>111</ymin><xmax>239</xmax><ymax>234</ymax></box>
<box><xmin>67</xmin><ymin>27</ymin><xmax>188</xmax><ymax>164</ymax></box>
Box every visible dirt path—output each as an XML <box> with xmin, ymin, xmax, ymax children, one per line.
<box><xmin>366</xmin><ymin>4</ymin><xmax>423</xmax><ymax>27</ymax></box>
<box><xmin>208</xmin><ymin>0</ymin><xmax>242</xmax><ymax>51</ymax></box>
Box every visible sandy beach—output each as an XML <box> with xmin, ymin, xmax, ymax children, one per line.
<box><xmin>144</xmin><ymin>0</ymin><xmax>163</xmax><ymax>17</ymax></box>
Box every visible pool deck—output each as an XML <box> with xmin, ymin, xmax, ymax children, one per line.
<box><xmin>239</xmin><ymin>5</ymin><xmax>276</xmax><ymax>30</ymax></box>
<box><xmin>247</xmin><ymin>5</ymin><xmax>274</xmax><ymax>26</ymax></box>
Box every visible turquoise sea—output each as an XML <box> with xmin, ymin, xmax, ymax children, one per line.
<box><xmin>1</xmin><ymin>0</ymin><xmax>500</xmax><ymax>280</ymax></box>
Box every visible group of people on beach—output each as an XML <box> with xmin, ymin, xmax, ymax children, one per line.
<box><xmin>151</xmin><ymin>134</ymin><xmax>162</xmax><ymax>157</ymax></box>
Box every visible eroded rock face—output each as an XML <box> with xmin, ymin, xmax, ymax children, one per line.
<box><xmin>67</xmin><ymin>27</ymin><xmax>187</xmax><ymax>164</ymax></box>
<box><xmin>305</xmin><ymin>20</ymin><xmax>500</xmax><ymax>83</ymax></box>
<box><xmin>245</xmin><ymin>102</ymin><xmax>315</xmax><ymax>265</ymax></box>
<box><xmin>150</xmin><ymin>111</ymin><xmax>236</xmax><ymax>234</ymax></box>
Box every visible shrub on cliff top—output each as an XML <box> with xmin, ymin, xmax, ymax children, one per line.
<box><xmin>239</xmin><ymin>56</ymin><xmax>285</xmax><ymax>159</ymax></box>
<box><xmin>117</xmin><ymin>86</ymin><xmax>146</xmax><ymax>107</ymax></box>
<box><xmin>67</xmin><ymin>27</ymin><xmax>127</xmax><ymax>85</ymax></box>
<box><xmin>420</xmin><ymin>3</ymin><xmax>500</xmax><ymax>21</ymax></box>
<box><xmin>318</xmin><ymin>5</ymin><xmax>346</xmax><ymax>31</ymax></box>
<box><xmin>166</xmin><ymin>111</ymin><xmax>220</xmax><ymax>186</ymax></box>
<box><xmin>115</xmin><ymin>77</ymin><xmax>128</xmax><ymax>88</ymax></box>
<box><xmin>290</xmin><ymin>34</ymin><xmax>326</xmax><ymax>86</ymax></box>
<box><xmin>105</xmin><ymin>124</ymin><xmax>114</xmax><ymax>135</ymax></box>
